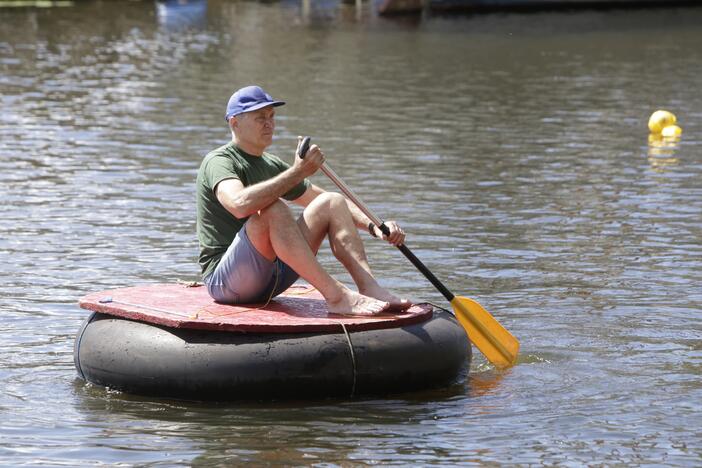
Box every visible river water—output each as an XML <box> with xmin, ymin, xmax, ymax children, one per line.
<box><xmin>1</xmin><ymin>0</ymin><xmax>701</xmax><ymax>465</ymax></box>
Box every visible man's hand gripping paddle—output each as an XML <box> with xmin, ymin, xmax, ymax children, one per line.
<box><xmin>297</xmin><ymin>136</ymin><xmax>519</xmax><ymax>369</ymax></box>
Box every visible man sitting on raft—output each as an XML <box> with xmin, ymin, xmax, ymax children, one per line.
<box><xmin>196</xmin><ymin>85</ymin><xmax>411</xmax><ymax>316</ymax></box>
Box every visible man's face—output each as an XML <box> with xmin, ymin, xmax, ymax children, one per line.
<box><xmin>234</xmin><ymin>105</ymin><xmax>276</xmax><ymax>150</ymax></box>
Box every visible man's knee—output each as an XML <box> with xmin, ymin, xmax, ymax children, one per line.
<box><xmin>246</xmin><ymin>200</ymin><xmax>295</xmax><ymax>238</ymax></box>
<box><xmin>246</xmin><ymin>200</ymin><xmax>296</xmax><ymax>261</ymax></box>
<box><xmin>308</xmin><ymin>192</ymin><xmax>346</xmax><ymax>213</ymax></box>
<box><xmin>254</xmin><ymin>199</ymin><xmax>295</xmax><ymax>225</ymax></box>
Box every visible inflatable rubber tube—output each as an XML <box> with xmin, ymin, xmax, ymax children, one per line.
<box><xmin>74</xmin><ymin>309</ymin><xmax>470</xmax><ymax>400</ymax></box>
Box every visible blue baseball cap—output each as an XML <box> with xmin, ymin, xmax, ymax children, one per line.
<box><xmin>225</xmin><ymin>85</ymin><xmax>285</xmax><ymax>121</ymax></box>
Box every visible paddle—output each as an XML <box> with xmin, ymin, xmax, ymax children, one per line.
<box><xmin>297</xmin><ymin>136</ymin><xmax>519</xmax><ymax>369</ymax></box>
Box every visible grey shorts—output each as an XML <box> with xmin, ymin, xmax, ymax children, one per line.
<box><xmin>204</xmin><ymin>226</ymin><xmax>300</xmax><ymax>304</ymax></box>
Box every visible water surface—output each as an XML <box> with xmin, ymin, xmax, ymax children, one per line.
<box><xmin>1</xmin><ymin>1</ymin><xmax>701</xmax><ymax>465</ymax></box>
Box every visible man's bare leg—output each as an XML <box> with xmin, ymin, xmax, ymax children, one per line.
<box><xmin>298</xmin><ymin>192</ymin><xmax>411</xmax><ymax>310</ymax></box>
<box><xmin>245</xmin><ymin>200</ymin><xmax>388</xmax><ymax>316</ymax></box>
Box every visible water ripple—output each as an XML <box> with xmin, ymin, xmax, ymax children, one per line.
<box><xmin>1</xmin><ymin>3</ymin><xmax>701</xmax><ymax>466</ymax></box>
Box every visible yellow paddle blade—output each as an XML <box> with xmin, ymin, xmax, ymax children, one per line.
<box><xmin>450</xmin><ymin>296</ymin><xmax>519</xmax><ymax>369</ymax></box>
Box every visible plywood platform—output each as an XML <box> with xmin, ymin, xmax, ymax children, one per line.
<box><xmin>79</xmin><ymin>283</ymin><xmax>432</xmax><ymax>333</ymax></box>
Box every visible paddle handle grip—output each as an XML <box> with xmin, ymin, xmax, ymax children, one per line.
<box><xmin>297</xmin><ymin>136</ymin><xmax>311</xmax><ymax>159</ymax></box>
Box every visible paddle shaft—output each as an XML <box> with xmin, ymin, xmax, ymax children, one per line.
<box><xmin>326</xmin><ymin>165</ymin><xmax>455</xmax><ymax>302</ymax></box>
<box><xmin>297</xmin><ymin>137</ymin><xmax>455</xmax><ymax>303</ymax></box>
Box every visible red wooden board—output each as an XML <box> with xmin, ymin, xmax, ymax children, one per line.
<box><xmin>79</xmin><ymin>283</ymin><xmax>432</xmax><ymax>333</ymax></box>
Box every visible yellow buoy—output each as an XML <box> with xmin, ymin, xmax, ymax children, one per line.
<box><xmin>648</xmin><ymin>110</ymin><xmax>677</xmax><ymax>134</ymax></box>
<box><xmin>661</xmin><ymin>125</ymin><xmax>682</xmax><ymax>138</ymax></box>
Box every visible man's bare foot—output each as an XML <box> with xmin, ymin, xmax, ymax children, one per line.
<box><xmin>326</xmin><ymin>288</ymin><xmax>389</xmax><ymax>316</ymax></box>
<box><xmin>360</xmin><ymin>284</ymin><xmax>413</xmax><ymax>311</ymax></box>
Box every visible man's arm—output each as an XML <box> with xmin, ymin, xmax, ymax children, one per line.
<box><xmin>216</xmin><ymin>170</ymin><xmax>303</xmax><ymax>219</ymax></box>
<box><xmin>216</xmin><ymin>145</ymin><xmax>325</xmax><ymax>219</ymax></box>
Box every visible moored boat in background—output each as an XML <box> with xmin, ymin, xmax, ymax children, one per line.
<box><xmin>378</xmin><ymin>0</ymin><xmax>702</xmax><ymax>16</ymax></box>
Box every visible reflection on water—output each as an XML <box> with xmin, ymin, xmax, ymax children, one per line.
<box><xmin>0</xmin><ymin>1</ymin><xmax>74</xmax><ymax>6</ymax></box>
<box><xmin>1</xmin><ymin>1</ymin><xmax>701</xmax><ymax>465</ymax></box>
<box><xmin>647</xmin><ymin>133</ymin><xmax>681</xmax><ymax>172</ymax></box>
<box><xmin>156</xmin><ymin>0</ymin><xmax>207</xmax><ymax>31</ymax></box>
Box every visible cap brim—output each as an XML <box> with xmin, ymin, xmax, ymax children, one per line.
<box><xmin>248</xmin><ymin>100</ymin><xmax>285</xmax><ymax>112</ymax></box>
<box><xmin>225</xmin><ymin>100</ymin><xmax>285</xmax><ymax>121</ymax></box>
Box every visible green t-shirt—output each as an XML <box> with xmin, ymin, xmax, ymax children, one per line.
<box><xmin>196</xmin><ymin>142</ymin><xmax>310</xmax><ymax>278</ymax></box>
